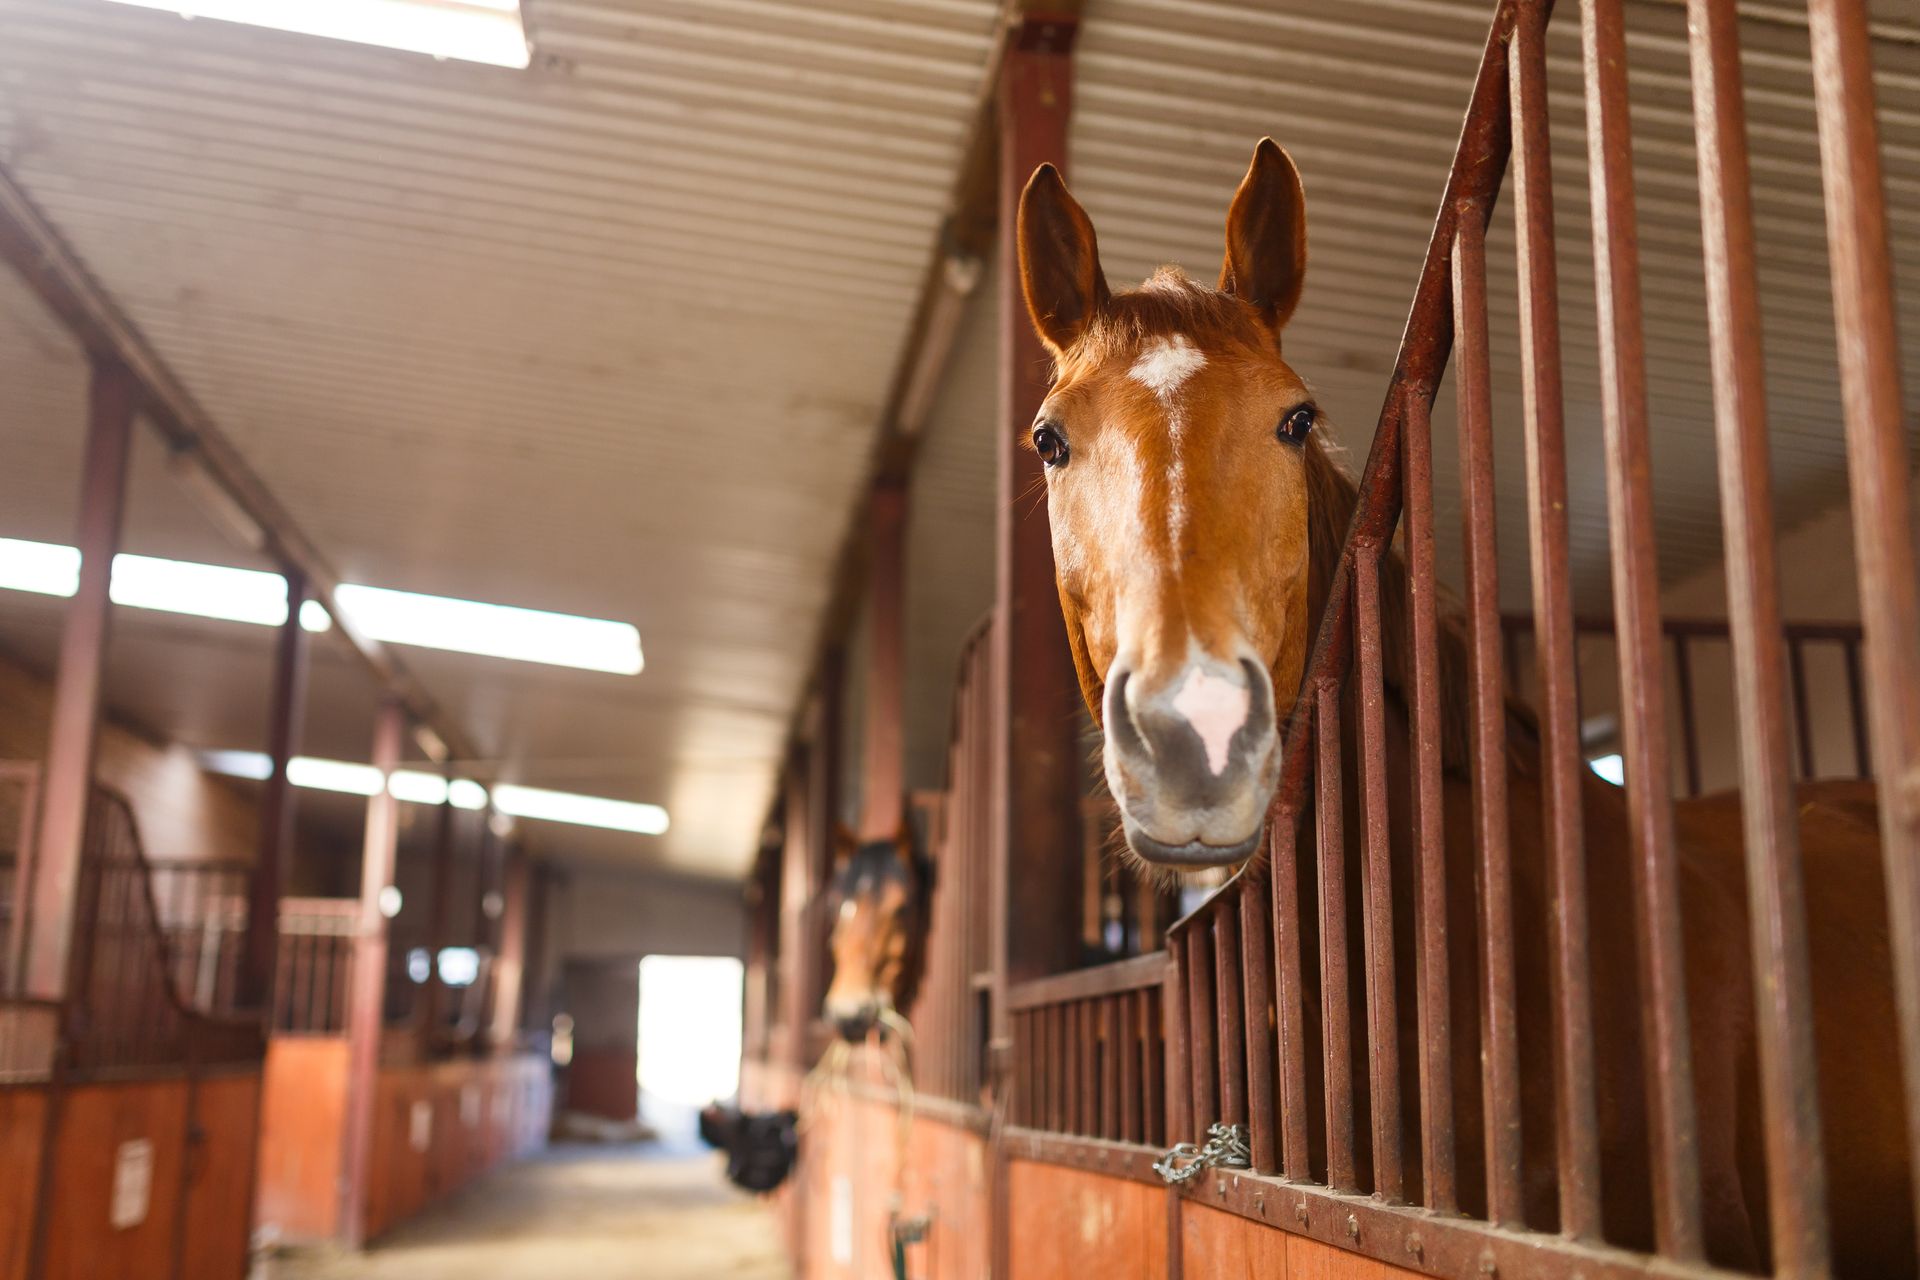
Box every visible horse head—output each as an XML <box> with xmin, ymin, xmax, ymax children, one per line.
<box><xmin>821</xmin><ymin>823</ymin><xmax>929</xmax><ymax>1041</ymax></box>
<box><xmin>1016</xmin><ymin>139</ymin><xmax>1322</xmax><ymax>870</ymax></box>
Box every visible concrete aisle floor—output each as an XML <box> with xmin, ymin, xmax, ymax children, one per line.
<box><xmin>264</xmin><ymin>1143</ymin><xmax>790</xmax><ymax>1280</ymax></box>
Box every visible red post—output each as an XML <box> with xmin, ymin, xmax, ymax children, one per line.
<box><xmin>857</xmin><ymin>481</ymin><xmax>908</xmax><ymax>842</ymax></box>
<box><xmin>418</xmin><ymin>791</ymin><xmax>456</xmax><ymax>1051</ymax></box>
<box><xmin>339</xmin><ymin>699</ymin><xmax>404</xmax><ymax>1249</ymax></box>
<box><xmin>240</xmin><ymin>567</ymin><xmax>310</xmax><ymax>1013</ymax></box>
<box><xmin>19</xmin><ymin>359</ymin><xmax>137</xmax><ymax>1001</ymax></box>
<box><xmin>489</xmin><ymin>843</ymin><xmax>530</xmax><ymax>1048</ymax></box>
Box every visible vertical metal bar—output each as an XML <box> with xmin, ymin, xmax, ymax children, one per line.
<box><xmin>1079</xmin><ymin>998</ymin><xmax>1097</xmax><ymax>1135</ymax></box>
<box><xmin>1119</xmin><ymin>988</ymin><xmax>1140</xmax><ymax>1143</ymax></box>
<box><xmin>1788</xmin><ymin>637</ymin><xmax>1816</xmax><ymax>779</ymax></box>
<box><xmin>1314</xmin><ymin>681</ymin><xmax>1355</xmax><ymax>1191</ymax></box>
<box><xmin>340</xmin><ymin>699</ymin><xmax>405</xmax><ymax>1250</ymax></box>
<box><xmin>241</xmin><ymin>568</ymin><xmax>310</xmax><ymax>1013</ymax></box>
<box><xmin>1672</xmin><ymin>634</ymin><xmax>1704</xmax><ymax>797</ymax></box>
<box><xmin>1400</xmin><ymin>388</ymin><xmax>1456</xmax><ymax>1213</ymax></box>
<box><xmin>1808</xmin><ymin>0</ymin><xmax>1920</xmax><ymax>1249</ymax></box>
<box><xmin>1158</xmin><ymin>960</ymin><xmax>1181</xmax><ymax>1148</ymax></box>
<box><xmin>419</xmin><ymin>793</ymin><xmax>456</xmax><ymax>1049</ymax></box>
<box><xmin>489</xmin><ymin>849</ymin><xmax>530</xmax><ymax>1046</ymax></box>
<box><xmin>19</xmin><ymin>360</ymin><xmax>137</xmax><ymax>1001</ymax></box>
<box><xmin>1187</xmin><ymin>920</ymin><xmax>1219</xmax><ymax>1129</ymax></box>
<box><xmin>858</xmin><ymin>481</ymin><xmax>909</xmax><ymax>841</ymax></box>
<box><xmin>1580</xmin><ymin>0</ymin><xmax>1705</xmax><ymax>1254</ymax></box>
<box><xmin>1685</xmin><ymin>3</ymin><xmax>1833</xmax><ymax>1268</ymax></box>
<box><xmin>1352</xmin><ymin>550</ymin><xmax>1402</xmax><ymax>1201</ymax></box>
<box><xmin>1842</xmin><ymin>639</ymin><xmax>1870</xmax><ymax>779</ymax></box>
<box><xmin>1103</xmin><ymin>996</ymin><xmax>1121</xmax><ymax>1140</ymax></box>
<box><xmin>1453</xmin><ymin>211</ymin><xmax>1524</xmax><ymax>1228</ymax></box>
<box><xmin>1213</xmin><ymin>906</ymin><xmax>1247</xmax><ymax>1130</ymax></box>
<box><xmin>1510</xmin><ymin>2</ymin><xmax>1599</xmax><ymax>1233</ymax></box>
<box><xmin>1239</xmin><ymin>875</ymin><xmax>1279</xmax><ymax>1173</ymax></box>
<box><xmin>1270</xmin><ymin>804</ymin><xmax>1311</xmax><ymax>1179</ymax></box>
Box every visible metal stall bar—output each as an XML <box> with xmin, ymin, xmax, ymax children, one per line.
<box><xmin>1351</xmin><ymin>549</ymin><xmax>1403</xmax><ymax>1202</ymax></box>
<box><xmin>1684</xmin><ymin>0</ymin><xmax>1832</xmax><ymax>1270</ymax></box>
<box><xmin>1238</xmin><ymin>872</ymin><xmax>1279</xmax><ymax>1174</ymax></box>
<box><xmin>1807</xmin><ymin>0</ymin><xmax>1920</xmax><ymax>1253</ymax></box>
<box><xmin>1452</xmin><ymin>207</ymin><xmax>1523</xmax><ymax>1229</ymax></box>
<box><xmin>1509</xmin><ymin>0</ymin><xmax>1598</xmax><ymax>1238</ymax></box>
<box><xmin>1314</xmin><ymin>680</ymin><xmax>1355</xmax><ymax>1191</ymax></box>
<box><xmin>1579</xmin><ymin>0</ymin><xmax>1704</xmax><ymax>1256</ymax></box>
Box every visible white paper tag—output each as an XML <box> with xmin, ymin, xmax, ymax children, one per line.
<box><xmin>110</xmin><ymin>1139</ymin><xmax>153</xmax><ymax>1230</ymax></box>
<box><xmin>410</xmin><ymin>1099</ymin><xmax>433</xmax><ymax>1153</ymax></box>
<box><xmin>829</xmin><ymin>1174</ymin><xmax>853</xmax><ymax>1265</ymax></box>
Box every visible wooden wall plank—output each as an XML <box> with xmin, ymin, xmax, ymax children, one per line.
<box><xmin>1286</xmin><ymin>1234</ymin><xmax>1428</xmax><ymax>1280</ymax></box>
<box><xmin>254</xmin><ymin>1036</ymin><xmax>349</xmax><ymax>1244</ymax></box>
<box><xmin>0</xmin><ymin>1087</ymin><xmax>48</xmax><ymax>1280</ymax></box>
<box><xmin>179</xmin><ymin>1072</ymin><xmax>262</xmax><ymax>1280</ymax></box>
<box><xmin>42</xmin><ymin>1079</ymin><xmax>189</xmax><ymax>1280</ymax></box>
<box><xmin>1007</xmin><ymin>1162</ymin><xmax>1166</xmax><ymax>1280</ymax></box>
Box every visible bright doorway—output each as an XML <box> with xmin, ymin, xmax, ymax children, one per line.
<box><xmin>637</xmin><ymin>955</ymin><xmax>744</xmax><ymax>1141</ymax></box>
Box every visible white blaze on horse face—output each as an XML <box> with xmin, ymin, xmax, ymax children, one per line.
<box><xmin>1170</xmin><ymin>664</ymin><xmax>1251</xmax><ymax>776</ymax></box>
<box><xmin>1127</xmin><ymin>334</ymin><xmax>1207</xmax><ymax>549</ymax></box>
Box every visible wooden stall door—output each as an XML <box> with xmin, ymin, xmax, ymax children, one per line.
<box><xmin>1006</xmin><ymin>1162</ymin><xmax>1165</xmax><ymax>1280</ymax></box>
<box><xmin>179</xmin><ymin>1071</ymin><xmax>262</xmax><ymax>1280</ymax></box>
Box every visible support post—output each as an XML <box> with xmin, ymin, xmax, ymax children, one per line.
<box><xmin>240</xmin><ymin>568</ymin><xmax>310</xmax><ymax>1013</ymax></box>
<box><xmin>857</xmin><ymin>481</ymin><xmax>909</xmax><ymax>842</ymax></box>
<box><xmin>988</xmin><ymin>11</ymin><xmax>1084</xmax><ymax>1055</ymax></box>
<box><xmin>418</xmin><ymin>791</ymin><xmax>456</xmax><ymax>1051</ymax></box>
<box><xmin>339</xmin><ymin>700</ymin><xmax>404</xmax><ymax>1249</ymax></box>
<box><xmin>489</xmin><ymin>843</ymin><xmax>530</xmax><ymax>1048</ymax></box>
<box><xmin>19</xmin><ymin>359</ymin><xmax>137</xmax><ymax>1000</ymax></box>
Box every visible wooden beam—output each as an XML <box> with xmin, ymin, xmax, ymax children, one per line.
<box><xmin>856</xmin><ymin>481</ymin><xmax>908</xmax><ymax>841</ymax></box>
<box><xmin>0</xmin><ymin>160</ymin><xmax>475</xmax><ymax>764</ymax></box>
<box><xmin>339</xmin><ymin>699</ymin><xmax>405</xmax><ymax>1250</ymax></box>
<box><xmin>18</xmin><ymin>359</ymin><xmax>137</xmax><ymax>1001</ymax></box>
<box><xmin>240</xmin><ymin>567</ymin><xmax>311</xmax><ymax>1013</ymax></box>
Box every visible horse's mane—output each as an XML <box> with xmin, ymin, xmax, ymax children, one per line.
<box><xmin>1302</xmin><ymin>434</ymin><xmax>1532</xmax><ymax>775</ymax></box>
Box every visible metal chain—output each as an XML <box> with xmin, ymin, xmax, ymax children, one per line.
<box><xmin>1152</xmin><ymin>1122</ymin><xmax>1252</xmax><ymax>1185</ymax></box>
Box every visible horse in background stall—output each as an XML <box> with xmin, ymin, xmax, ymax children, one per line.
<box><xmin>1013</xmin><ymin>140</ymin><xmax>1911</xmax><ymax>1276</ymax></box>
<box><xmin>822</xmin><ymin>824</ymin><xmax>931</xmax><ymax>1045</ymax></box>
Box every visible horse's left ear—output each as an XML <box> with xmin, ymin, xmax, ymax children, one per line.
<box><xmin>1219</xmin><ymin>139</ymin><xmax>1307</xmax><ymax>334</ymax></box>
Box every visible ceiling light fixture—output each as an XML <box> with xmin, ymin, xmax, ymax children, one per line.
<box><xmin>491</xmin><ymin>784</ymin><xmax>669</xmax><ymax>836</ymax></box>
<box><xmin>102</xmin><ymin>0</ymin><xmax>531</xmax><ymax>69</ymax></box>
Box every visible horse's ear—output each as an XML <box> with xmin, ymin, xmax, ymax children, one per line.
<box><xmin>1018</xmin><ymin>164</ymin><xmax>1110</xmax><ymax>355</ymax></box>
<box><xmin>1219</xmin><ymin>139</ymin><xmax>1307</xmax><ymax>334</ymax></box>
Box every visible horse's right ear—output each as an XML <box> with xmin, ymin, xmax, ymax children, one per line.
<box><xmin>1018</xmin><ymin>164</ymin><xmax>1110</xmax><ymax>355</ymax></box>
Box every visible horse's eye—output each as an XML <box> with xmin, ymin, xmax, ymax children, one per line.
<box><xmin>1277</xmin><ymin>403</ymin><xmax>1316</xmax><ymax>444</ymax></box>
<box><xmin>1032</xmin><ymin>423</ymin><xmax>1070</xmax><ymax>468</ymax></box>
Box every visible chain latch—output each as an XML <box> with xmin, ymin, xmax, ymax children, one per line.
<box><xmin>1152</xmin><ymin>1122</ymin><xmax>1252</xmax><ymax>1185</ymax></box>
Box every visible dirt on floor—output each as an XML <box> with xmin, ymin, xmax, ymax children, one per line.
<box><xmin>262</xmin><ymin>1143</ymin><xmax>790</xmax><ymax>1280</ymax></box>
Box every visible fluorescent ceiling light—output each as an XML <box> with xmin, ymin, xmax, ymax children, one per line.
<box><xmin>103</xmin><ymin>0</ymin><xmax>531</xmax><ymax>69</ymax></box>
<box><xmin>1588</xmin><ymin>753</ymin><xmax>1626</xmax><ymax>786</ymax></box>
<box><xmin>0</xmin><ymin>538</ymin><xmax>641</xmax><ymax>675</ymax></box>
<box><xmin>492</xmin><ymin>784</ymin><xmax>669</xmax><ymax>836</ymax></box>
<box><xmin>388</xmin><ymin>769</ymin><xmax>450</xmax><ymax>806</ymax></box>
<box><xmin>287</xmin><ymin>756</ymin><xmax>385</xmax><ymax>796</ymax></box>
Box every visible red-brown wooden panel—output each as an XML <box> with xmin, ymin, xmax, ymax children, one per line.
<box><xmin>0</xmin><ymin>1087</ymin><xmax>48</xmax><ymax>1280</ymax></box>
<box><xmin>1006</xmin><ymin>1162</ymin><xmax>1165</xmax><ymax>1280</ymax></box>
<box><xmin>255</xmin><ymin>1036</ymin><xmax>349</xmax><ymax>1244</ymax></box>
<box><xmin>1181</xmin><ymin>1202</ymin><xmax>1289</xmax><ymax>1277</ymax></box>
<box><xmin>42</xmin><ymin>1079</ymin><xmax>189</xmax><ymax>1280</ymax></box>
<box><xmin>179</xmin><ymin>1071</ymin><xmax>262</xmax><ymax>1280</ymax></box>
<box><xmin>1286</xmin><ymin>1235</ymin><xmax>1427</xmax><ymax>1280</ymax></box>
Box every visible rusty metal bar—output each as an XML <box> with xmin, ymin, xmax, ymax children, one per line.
<box><xmin>1580</xmin><ymin>0</ymin><xmax>1705</xmax><ymax>1255</ymax></box>
<box><xmin>1159</xmin><ymin>959</ymin><xmax>1182</xmax><ymax>1148</ymax></box>
<box><xmin>1509</xmin><ymin>0</ymin><xmax>1598</xmax><ymax>1235</ymax></box>
<box><xmin>241</xmin><ymin>568</ymin><xmax>310</xmax><ymax>1013</ymax></box>
<box><xmin>18</xmin><ymin>360</ymin><xmax>137</xmax><ymax>1003</ymax></box>
<box><xmin>858</xmin><ymin>482</ymin><xmax>909</xmax><ymax>841</ymax></box>
<box><xmin>1400</xmin><ymin>387</ymin><xmax>1457</xmax><ymax>1214</ymax></box>
<box><xmin>1314</xmin><ymin>680</ymin><xmax>1355</xmax><ymax>1191</ymax></box>
<box><xmin>1352</xmin><ymin>549</ymin><xmax>1403</xmax><ymax>1201</ymax></box>
<box><xmin>1269</xmin><ymin>804</ymin><xmax>1312</xmax><ymax>1179</ymax></box>
<box><xmin>1187</xmin><ymin>919</ymin><xmax>1219</xmax><ymax>1129</ymax></box>
<box><xmin>1119</xmin><ymin>988</ymin><xmax>1140</xmax><ymax>1143</ymax></box>
<box><xmin>1686</xmin><ymin>2</ymin><xmax>1834</xmax><ymax>1268</ymax></box>
<box><xmin>1103</xmin><ymin>997</ymin><xmax>1121</xmax><ymax>1140</ymax></box>
<box><xmin>1453</xmin><ymin>209</ymin><xmax>1524</xmax><ymax>1228</ymax></box>
<box><xmin>1214</xmin><ymin>905</ymin><xmax>1248</xmax><ymax>1130</ymax></box>
<box><xmin>1788</xmin><ymin>637</ymin><xmax>1815</xmax><ymax>779</ymax></box>
<box><xmin>1239</xmin><ymin>872</ymin><xmax>1279</xmax><ymax>1174</ymax></box>
<box><xmin>1807</xmin><ymin>0</ymin><xmax>1920</xmax><ymax>1250</ymax></box>
<box><xmin>1672</xmin><ymin>634</ymin><xmax>1704</xmax><ymax>797</ymax></box>
<box><xmin>1080</xmin><ymin>998</ymin><xmax>1098</xmax><ymax>1135</ymax></box>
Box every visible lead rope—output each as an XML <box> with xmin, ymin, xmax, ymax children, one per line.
<box><xmin>875</xmin><ymin>1008</ymin><xmax>932</xmax><ymax>1280</ymax></box>
<box><xmin>1152</xmin><ymin>1122</ymin><xmax>1253</xmax><ymax>1185</ymax></box>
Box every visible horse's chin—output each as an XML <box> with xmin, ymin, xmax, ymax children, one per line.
<box><xmin>1120</xmin><ymin>821</ymin><xmax>1262</xmax><ymax>869</ymax></box>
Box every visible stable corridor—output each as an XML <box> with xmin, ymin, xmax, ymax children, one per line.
<box><xmin>266</xmin><ymin>1146</ymin><xmax>789</xmax><ymax>1280</ymax></box>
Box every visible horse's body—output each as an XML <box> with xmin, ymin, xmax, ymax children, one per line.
<box><xmin>1014</xmin><ymin>142</ymin><xmax>1912</xmax><ymax>1274</ymax></box>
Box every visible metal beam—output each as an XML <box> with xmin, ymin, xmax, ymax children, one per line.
<box><xmin>18</xmin><ymin>359</ymin><xmax>137</xmax><ymax>1001</ymax></box>
<box><xmin>0</xmin><ymin>160</ymin><xmax>475</xmax><ymax>765</ymax></box>
<box><xmin>240</xmin><ymin>568</ymin><xmax>312</xmax><ymax>1014</ymax></box>
<box><xmin>489</xmin><ymin>844</ymin><xmax>530</xmax><ymax>1048</ymax></box>
<box><xmin>856</xmin><ymin>481</ymin><xmax>908</xmax><ymax>841</ymax></box>
<box><xmin>339</xmin><ymin>699</ymin><xmax>405</xmax><ymax>1250</ymax></box>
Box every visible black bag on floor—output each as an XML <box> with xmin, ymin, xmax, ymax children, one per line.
<box><xmin>699</xmin><ymin>1105</ymin><xmax>799</xmax><ymax>1194</ymax></box>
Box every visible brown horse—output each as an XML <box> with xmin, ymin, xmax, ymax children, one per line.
<box><xmin>1015</xmin><ymin>140</ymin><xmax>1911</xmax><ymax>1275</ymax></box>
<box><xmin>821</xmin><ymin>824</ymin><xmax>930</xmax><ymax>1043</ymax></box>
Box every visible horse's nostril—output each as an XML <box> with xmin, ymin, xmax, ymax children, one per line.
<box><xmin>1240</xmin><ymin>657</ymin><xmax>1275</xmax><ymax>739</ymax></box>
<box><xmin>1106</xmin><ymin>668</ymin><xmax>1148</xmax><ymax>759</ymax></box>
